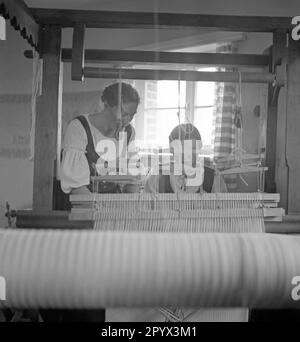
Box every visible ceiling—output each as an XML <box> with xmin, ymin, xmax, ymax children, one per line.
<box><xmin>25</xmin><ymin>0</ymin><xmax>299</xmax><ymax>16</ymax></box>
<box><xmin>23</xmin><ymin>0</ymin><xmax>292</xmax><ymax>52</ymax></box>
<box><xmin>24</xmin><ymin>0</ymin><xmax>222</xmax><ymax>52</ymax></box>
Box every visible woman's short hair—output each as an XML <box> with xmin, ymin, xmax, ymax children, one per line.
<box><xmin>101</xmin><ymin>82</ymin><xmax>140</xmax><ymax>107</ymax></box>
<box><xmin>169</xmin><ymin>124</ymin><xmax>202</xmax><ymax>168</ymax></box>
<box><xmin>169</xmin><ymin>123</ymin><xmax>202</xmax><ymax>142</ymax></box>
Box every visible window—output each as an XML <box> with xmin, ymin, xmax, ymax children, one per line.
<box><xmin>133</xmin><ymin>71</ymin><xmax>215</xmax><ymax>154</ymax></box>
<box><xmin>193</xmin><ymin>72</ymin><xmax>216</xmax><ymax>154</ymax></box>
<box><xmin>143</xmin><ymin>80</ymin><xmax>186</xmax><ymax>148</ymax></box>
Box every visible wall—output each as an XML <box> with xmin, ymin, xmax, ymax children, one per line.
<box><xmin>0</xmin><ymin>23</ymin><xmax>151</xmax><ymax>225</ymax></box>
<box><xmin>0</xmin><ymin>25</ymin><xmax>107</xmax><ymax>226</ymax></box>
<box><xmin>0</xmin><ymin>26</ymin><xmax>33</xmax><ymax>227</ymax></box>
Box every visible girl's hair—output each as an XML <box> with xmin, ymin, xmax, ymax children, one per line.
<box><xmin>169</xmin><ymin>124</ymin><xmax>202</xmax><ymax>168</ymax></box>
<box><xmin>101</xmin><ymin>82</ymin><xmax>140</xmax><ymax>107</ymax></box>
<box><xmin>169</xmin><ymin>123</ymin><xmax>202</xmax><ymax>142</ymax></box>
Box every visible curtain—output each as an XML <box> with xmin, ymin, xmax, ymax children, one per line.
<box><xmin>212</xmin><ymin>43</ymin><xmax>238</xmax><ymax>191</ymax></box>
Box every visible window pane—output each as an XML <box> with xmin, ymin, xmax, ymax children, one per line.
<box><xmin>194</xmin><ymin>107</ymin><xmax>214</xmax><ymax>147</ymax></box>
<box><xmin>195</xmin><ymin>82</ymin><xmax>215</xmax><ymax>107</ymax></box>
<box><xmin>142</xmin><ymin>109</ymin><xmax>185</xmax><ymax>148</ymax></box>
<box><xmin>156</xmin><ymin>81</ymin><xmax>186</xmax><ymax>109</ymax></box>
<box><xmin>135</xmin><ymin>80</ymin><xmax>187</xmax><ymax>149</ymax></box>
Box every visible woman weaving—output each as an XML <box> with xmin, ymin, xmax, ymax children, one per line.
<box><xmin>142</xmin><ymin>123</ymin><xmax>247</xmax><ymax>322</ymax></box>
<box><xmin>60</xmin><ymin>82</ymin><xmax>140</xmax><ymax>197</ymax></box>
<box><xmin>41</xmin><ymin>82</ymin><xmax>140</xmax><ymax>323</ymax></box>
<box><xmin>145</xmin><ymin>123</ymin><xmax>214</xmax><ymax>194</ymax></box>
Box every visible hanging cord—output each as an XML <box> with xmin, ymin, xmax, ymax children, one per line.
<box><xmin>114</xmin><ymin>72</ymin><xmax>123</xmax><ymax>141</ymax></box>
<box><xmin>176</xmin><ymin>74</ymin><xmax>195</xmax><ymax>140</ymax></box>
<box><xmin>176</xmin><ymin>73</ymin><xmax>187</xmax><ymax>192</ymax></box>
<box><xmin>256</xmin><ymin>160</ymin><xmax>266</xmax><ymax>194</ymax></box>
<box><xmin>177</xmin><ymin>72</ymin><xmax>181</xmax><ymax>140</ymax></box>
<box><xmin>118</xmin><ymin>71</ymin><xmax>122</xmax><ymax>123</ymax></box>
<box><xmin>231</xmin><ymin>71</ymin><xmax>249</xmax><ymax>187</ymax></box>
<box><xmin>234</xmin><ymin>71</ymin><xmax>243</xmax><ymax>166</ymax></box>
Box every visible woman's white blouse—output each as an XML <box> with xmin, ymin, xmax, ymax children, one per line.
<box><xmin>60</xmin><ymin>115</ymin><xmax>135</xmax><ymax>194</ymax></box>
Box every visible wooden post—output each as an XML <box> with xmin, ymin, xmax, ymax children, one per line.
<box><xmin>71</xmin><ymin>23</ymin><xmax>85</xmax><ymax>81</ymax></box>
<box><xmin>286</xmin><ymin>36</ymin><xmax>300</xmax><ymax>214</ymax></box>
<box><xmin>265</xmin><ymin>30</ymin><xmax>287</xmax><ymax>194</ymax></box>
<box><xmin>274</xmin><ymin>33</ymin><xmax>289</xmax><ymax>210</ymax></box>
<box><xmin>33</xmin><ymin>26</ymin><xmax>63</xmax><ymax>210</ymax></box>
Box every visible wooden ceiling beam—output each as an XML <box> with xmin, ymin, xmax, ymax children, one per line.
<box><xmin>24</xmin><ymin>49</ymin><xmax>271</xmax><ymax>68</ymax></box>
<box><xmin>30</xmin><ymin>8</ymin><xmax>292</xmax><ymax>32</ymax></box>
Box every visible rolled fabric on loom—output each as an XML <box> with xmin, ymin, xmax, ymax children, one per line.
<box><xmin>0</xmin><ymin>229</ymin><xmax>300</xmax><ymax>310</ymax></box>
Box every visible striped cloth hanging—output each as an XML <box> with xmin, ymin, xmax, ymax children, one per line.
<box><xmin>212</xmin><ymin>43</ymin><xmax>238</xmax><ymax>191</ymax></box>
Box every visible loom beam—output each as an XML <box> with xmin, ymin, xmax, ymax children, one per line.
<box><xmin>24</xmin><ymin>49</ymin><xmax>271</xmax><ymax>68</ymax></box>
<box><xmin>0</xmin><ymin>230</ymin><xmax>299</xmax><ymax>309</ymax></box>
<box><xmin>83</xmin><ymin>67</ymin><xmax>280</xmax><ymax>85</ymax></box>
<box><xmin>16</xmin><ymin>210</ymin><xmax>298</xmax><ymax>233</ymax></box>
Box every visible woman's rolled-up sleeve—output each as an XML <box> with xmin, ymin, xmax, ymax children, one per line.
<box><xmin>60</xmin><ymin>119</ymin><xmax>90</xmax><ymax>194</ymax></box>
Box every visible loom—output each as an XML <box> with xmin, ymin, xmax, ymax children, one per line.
<box><xmin>67</xmin><ymin>62</ymin><xmax>283</xmax><ymax>234</ymax></box>
<box><xmin>69</xmin><ymin>193</ymin><xmax>283</xmax><ymax>233</ymax></box>
<box><xmin>2</xmin><ymin>1</ymin><xmax>300</xmax><ymax>321</ymax></box>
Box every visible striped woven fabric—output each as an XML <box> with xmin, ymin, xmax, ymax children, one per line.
<box><xmin>212</xmin><ymin>44</ymin><xmax>238</xmax><ymax>191</ymax></box>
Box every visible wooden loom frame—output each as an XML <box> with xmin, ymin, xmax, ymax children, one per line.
<box><xmin>2</xmin><ymin>1</ymin><xmax>300</xmax><ymax>232</ymax></box>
